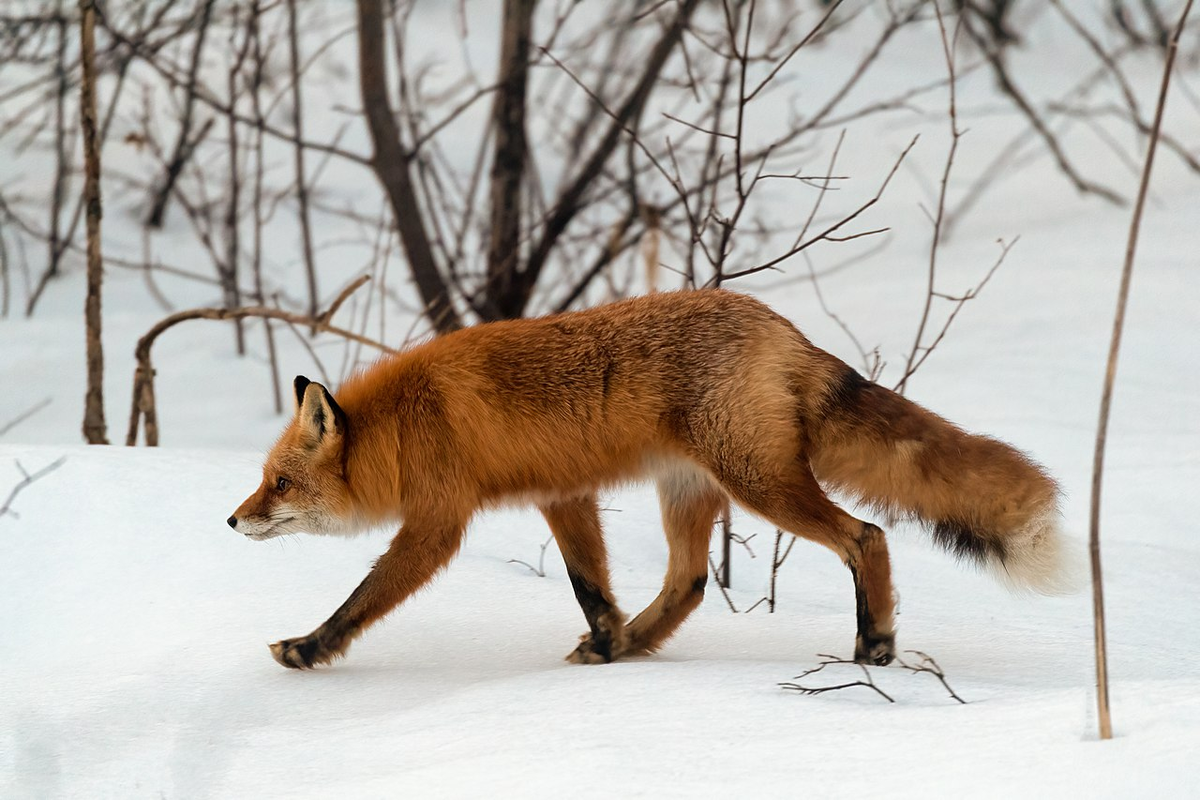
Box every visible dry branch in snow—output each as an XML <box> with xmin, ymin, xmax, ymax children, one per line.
<box><xmin>0</xmin><ymin>457</ymin><xmax>66</xmax><ymax>521</ymax></box>
<box><xmin>781</xmin><ymin>650</ymin><xmax>966</xmax><ymax>704</ymax></box>
<box><xmin>508</xmin><ymin>533</ymin><xmax>556</xmax><ymax>578</ymax></box>
<box><xmin>1089</xmin><ymin>0</ymin><xmax>1195</xmax><ymax>744</ymax></box>
<box><xmin>0</xmin><ymin>397</ymin><xmax>53</xmax><ymax>439</ymax></box>
<box><xmin>780</xmin><ymin>654</ymin><xmax>895</xmax><ymax>703</ymax></box>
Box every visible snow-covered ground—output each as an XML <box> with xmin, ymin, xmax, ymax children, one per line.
<box><xmin>3</xmin><ymin>2</ymin><xmax>1200</xmax><ymax>797</ymax></box>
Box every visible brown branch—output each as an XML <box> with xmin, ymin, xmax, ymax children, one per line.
<box><xmin>806</xmin><ymin>253</ymin><xmax>876</xmax><ymax>379</ymax></box>
<box><xmin>896</xmin><ymin>3</ymin><xmax>959</xmax><ymax>397</ymax></box>
<box><xmin>355</xmin><ymin>0</ymin><xmax>460</xmax><ymax>333</ymax></box>
<box><xmin>248</xmin><ymin>0</ymin><xmax>282</xmax><ymax>414</ymax></box>
<box><xmin>1090</xmin><ymin>0</ymin><xmax>1194</xmax><ymax>744</ymax></box>
<box><xmin>483</xmin><ymin>0</ymin><xmax>536</xmax><ymax>320</ymax></box>
<box><xmin>223</xmin><ymin>9</ymin><xmax>250</xmax><ymax>356</ymax></box>
<box><xmin>126</xmin><ymin>278</ymin><xmax>394</xmax><ymax>447</ymax></box>
<box><xmin>24</xmin><ymin>5</ymin><xmax>73</xmax><ymax>317</ymax></box>
<box><xmin>893</xmin><ymin>237</ymin><xmax>1016</xmax><ymax>391</ymax></box>
<box><xmin>144</xmin><ymin>0</ymin><xmax>215</xmax><ymax>228</ymax></box>
<box><xmin>50</xmin><ymin>7</ymin><xmax>68</xmax><ymax>277</ymax></box>
<box><xmin>286</xmin><ymin>0</ymin><xmax>319</xmax><ymax>324</ymax></box>
<box><xmin>718</xmin><ymin>501</ymin><xmax>733</xmax><ymax>588</ymax></box>
<box><xmin>715</xmin><ymin>135</ymin><xmax>917</xmax><ymax>284</ymax></box>
<box><xmin>708</xmin><ymin>553</ymin><xmax>738</xmax><ymax>613</ymax></box>
<box><xmin>961</xmin><ymin>9</ymin><xmax>1124</xmax><ymax>206</ymax></box>
<box><xmin>896</xmin><ymin>650</ymin><xmax>966</xmax><ymax>704</ymax></box>
<box><xmin>515</xmin><ymin>0</ymin><xmax>702</xmax><ymax>318</ymax></box>
<box><xmin>780</xmin><ymin>655</ymin><xmax>895</xmax><ymax>703</ymax></box>
<box><xmin>745</xmin><ymin>0</ymin><xmax>845</xmax><ymax>101</ymax></box>
<box><xmin>79</xmin><ymin>0</ymin><xmax>107</xmax><ymax>445</ymax></box>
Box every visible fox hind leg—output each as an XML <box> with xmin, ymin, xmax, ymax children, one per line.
<box><xmin>622</xmin><ymin>466</ymin><xmax>724</xmax><ymax>656</ymax></box>
<box><xmin>540</xmin><ymin>496</ymin><xmax>628</xmax><ymax>664</ymax></box>
<box><xmin>715</xmin><ymin>462</ymin><xmax>897</xmax><ymax>666</ymax></box>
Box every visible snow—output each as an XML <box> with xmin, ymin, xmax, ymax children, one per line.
<box><xmin>3</xmin><ymin>2</ymin><xmax>1200</xmax><ymax>797</ymax></box>
<box><xmin>1</xmin><ymin>444</ymin><xmax>1198</xmax><ymax>798</ymax></box>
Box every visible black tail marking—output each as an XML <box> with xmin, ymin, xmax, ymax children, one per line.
<box><xmin>931</xmin><ymin>519</ymin><xmax>1007</xmax><ymax>566</ymax></box>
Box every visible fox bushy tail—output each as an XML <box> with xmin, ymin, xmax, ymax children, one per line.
<box><xmin>810</xmin><ymin>370</ymin><xmax>1072</xmax><ymax>594</ymax></box>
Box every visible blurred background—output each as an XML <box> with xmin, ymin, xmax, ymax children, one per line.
<box><xmin>0</xmin><ymin>0</ymin><xmax>1197</xmax><ymax>450</ymax></box>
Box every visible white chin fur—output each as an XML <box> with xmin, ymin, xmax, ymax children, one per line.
<box><xmin>991</xmin><ymin>512</ymin><xmax>1083</xmax><ymax>595</ymax></box>
<box><xmin>240</xmin><ymin>510</ymin><xmax>360</xmax><ymax>540</ymax></box>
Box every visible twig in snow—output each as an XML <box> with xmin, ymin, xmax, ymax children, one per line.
<box><xmin>708</xmin><ymin>553</ymin><xmax>738</xmax><ymax>613</ymax></box>
<box><xmin>895</xmin><ymin>649</ymin><xmax>967</xmax><ymax>704</ymax></box>
<box><xmin>509</xmin><ymin>533</ymin><xmax>556</xmax><ymax>577</ymax></box>
<box><xmin>0</xmin><ymin>456</ymin><xmax>66</xmax><ymax>520</ymax></box>
<box><xmin>779</xmin><ymin>654</ymin><xmax>895</xmax><ymax>703</ymax></box>
<box><xmin>746</xmin><ymin>528</ymin><xmax>799</xmax><ymax>614</ymax></box>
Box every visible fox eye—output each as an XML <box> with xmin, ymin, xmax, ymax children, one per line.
<box><xmin>275</xmin><ymin>477</ymin><xmax>291</xmax><ymax>492</ymax></box>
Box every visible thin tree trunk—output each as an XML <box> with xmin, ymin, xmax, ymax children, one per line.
<box><xmin>26</xmin><ymin>2</ymin><xmax>71</xmax><ymax>317</ymax></box>
<box><xmin>80</xmin><ymin>0</ymin><xmax>108</xmax><ymax>444</ymax></box>
<box><xmin>1</xmin><ymin>224</ymin><xmax>9</xmax><ymax>317</ymax></box>
<box><xmin>250</xmin><ymin>0</ymin><xmax>282</xmax><ymax>414</ymax></box>
<box><xmin>356</xmin><ymin>0</ymin><xmax>460</xmax><ymax>333</ymax></box>
<box><xmin>286</xmin><ymin>0</ymin><xmax>320</xmax><ymax>325</ymax></box>
<box><xmin>483</xmin><ymin>0</ymin><xmax>536</xmax><ymax>320</ymax></box>
<box><xmin>51</xmin><ymin>3</ymin><xmax>69</xmax><ymax>279</ymax></box>
<box><xmin>145</xmin><ymin>0</ymin><xmax>216</xmax><ymax>228</ymax></box>
<box><xmin>719</xmin><ymin>504</ymin><xmax>732</xmax><ymax>589</ymax></box>
<box><xmin>1089</xmin><ymin>0</ymin><xmax>1193</xmax><ymax>742</ymax></box>
<box><xmin>514</xmin><ymin>0</ymin><xmax>700</xmax><ymax>319</ymax></box>
<box><xmin>225</xmin><ymin>9</ymin><xmax>247</xmax><ymax>355</ymax></box>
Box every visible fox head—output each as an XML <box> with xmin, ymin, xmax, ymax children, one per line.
<box><xmin>228</xmin><ymin>376</ymin><xmax>356</xmax><ymax>540</ymax></box>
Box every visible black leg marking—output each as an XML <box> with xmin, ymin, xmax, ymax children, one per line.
<box><xmin>567</xmin><ymin>570</ymin><xmax>615</xmax><ymax>662</ymax></box>
<box><xmin>691</xmin><ymin>574</ymin><xmax>707</xmax><ymax>595</ymax></box>
<box><xmin>848</xmin><ymin>563</ymin><xmax>871</xmax><ymax>640</ymax></box>
<box><xmin>848</xmin><ymin>562</ymin><xmax>894</xmax><ymax>667</ymax></box>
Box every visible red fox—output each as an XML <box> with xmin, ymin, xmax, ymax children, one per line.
<box><xmin>229</xmin><ymin>289</ymin><xmax>1068</xmax><ymax>670</ymax></box>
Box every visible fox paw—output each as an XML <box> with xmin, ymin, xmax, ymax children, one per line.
<box><xmin>854</xmin><ymin>632</ymin><xmax>896</xmax><ymax>667</ymax></box>
<box><xmin>565</xmin><ymin>632</ymin><xmax>614</xmax><ymax>665</ymax></box>
<box><xmin>270</xmin><ymin>635</ymin><xmax>338</xmax><ymax>670</ymax></box>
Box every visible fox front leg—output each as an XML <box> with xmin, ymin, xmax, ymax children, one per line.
<box><xmin>270</xmin><ymin>521</ymin><xmax>466</xmax><ymax>669</ymax></box>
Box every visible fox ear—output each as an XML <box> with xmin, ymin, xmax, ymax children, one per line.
<box><xmin>293</xmin><ymin>376</ymin><xmax>312</xmax><ymax>412</ymax></box>
<box><xmin>297</xmin><ymin>380</ymin><xmax>346</xmax><ymax>449</ymax></box>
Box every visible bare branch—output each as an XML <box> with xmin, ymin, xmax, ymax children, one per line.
<box><xmin>708</xmin><ymin>553</ymin><xmax>738</xmax><ymax>613</ymax></box>
<box><xmin>0</xmin><ymin>397</ymin><xmax>52</xmax><ymax>438</ymax></box>
<box><xmin>127</xmin><ymin>277</ymin><xmax>393</xmax><ymax>447</ymax></box>
<box><xmin>144</xmin><ymin>0</ymin><xmax>215</xmax><ymax>228</ymax></box>
<box><xmin>483</xmin><ymin>0</ymin><xmax>536</xmax><ymax>320</ymax></box>
<box><xmin>0</xmin><ymin>457</ymin><xmax>66</xmax><ymax>520</ymax></box>
<box><xmin>80</xmin><ymin>0</ymin><xmax>107</xmax><ymax>444</ymax></box>
<box><xmin>1089</xmin><ymin>0</ymin><xmax>1194</xmax><ymax>744</ymax></box>
<box><xmin>715</xmin><ymin>135</ymin><xmax>918</xmax><ymax>284</ymax></box>
<box><xmin>508</xmin><ymin>533</ymin><xmax>556</xmax><ymax>577</ymax></box>
<box><xmin>286</xmin><ymin>0</ymin><xmax>320</xmax><ymax>324</ymax></box>
<box><xmin>517</xmin><ymin>0</ymin><xmax>702</xmax><ymax>318</ymax></box>
<box><xmin>356</xmin><ymin>0</ymin><xmax>460</xmax><ymax>333</ymax></box>
<box><xmin>896</xmin><ymin>650</ymin><xmax>967</xmax><ymax>704</ymax></box>
<box><xmin>779</xmin><ymin>655</ymin><xmax>895</xmax><ymax>703</ymax></box>
<box><xmin>961</xmin><ymin>7</ymin><xmax>1125</xmax><ymax>206</ymax></box>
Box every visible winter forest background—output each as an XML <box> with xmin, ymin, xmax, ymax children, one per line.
<box><xmin>2</xmin><ymin>1</ymin><xmax>1199</xmax><ymax>797</ymax></box>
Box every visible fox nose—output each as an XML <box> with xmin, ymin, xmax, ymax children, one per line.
<box><xmin>227</xmin><ymin>516</ymin><xmax>238</xmax><ymax>529</ymax></box>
